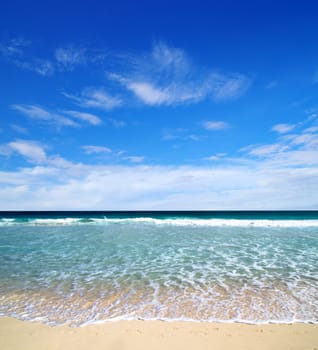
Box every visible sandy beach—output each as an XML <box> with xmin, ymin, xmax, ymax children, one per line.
<box><xmin>0</xmin><ymin>317</ymin><xmax>317</xmax><ymax>350</ymax></box>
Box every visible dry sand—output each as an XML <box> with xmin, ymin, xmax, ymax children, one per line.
<box><xmin>1</xmin><ymin>317</ymin><xmax>318</xmax><ymax>350</ymax></box>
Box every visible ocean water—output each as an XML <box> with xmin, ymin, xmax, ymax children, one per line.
<box><xmin>0</xmin><ymin>211</ymin><xmax>317</xmax><ymax>326</ymax></box>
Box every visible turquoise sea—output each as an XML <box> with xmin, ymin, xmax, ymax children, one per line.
<box><xmin>0</xmin><ymin>211</ymin><xmax>317</xmax><ymax>326</ymax></box>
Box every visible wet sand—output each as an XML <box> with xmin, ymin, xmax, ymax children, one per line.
<box><xmin>1</xmin><ymin>317</ymin><xmax>318</xmax><ymax>350</ymax></box>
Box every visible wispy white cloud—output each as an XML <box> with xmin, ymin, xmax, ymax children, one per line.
<box><xmin>0</xmin><ymin>37</ymin><xmax>31</xmax><ymax>57</ymax></box>
<box><xmin>307</xmin><ymin>112</ymin><xmax>318</xmax><ymax>121</ymax></box>
<box><xmin>152</xmin><ymin>42</ymin><xmax>191</xmax><ymax>76</ymax></box>
<box><xmin>0</xmin><ymin>38</ymin><xmax>112</xmax><ymax>77</ymax></box>
<box><xmin>208</xmin><ymin>72</ymin><xmax>251</xmax><ymax>101</ymax></box>
<box><xmin>0</xmin><ymin>145</ymin><xmax>12</xmax><ymax>156</ymax></box>
<box><xmin>1</xmin><ymin>38</ymin><xmax>87</xmax><ymax>76</ymax></box>
<box><xmin>55</xmin><ymin>45</ymin><xmax>111</xmax><ymax>68</ymax></box>
<box><xmin>289</xmin><ymin>132</ymin><xmax>318</xmax><ymax>148</ymax></box>
<box><xmin>109</xmin><ymin>42</ymin><xmax>251</xmax><ymax>106</ymax></box>
<box><xmin>7</xmin><ymin>140</ymin><xmax>47</xmax><ymax>163</ymax></box>
<box><xmin>203</xmin><ymin>120</ymin><xmax>230</xmax><ymax>130</ymax></box>
<box><xmin>272</xmin><ymin>123</ymin><xmax>296</xmax><ymax>133</ymax></box>
<box><xmin>247</xmin><ymin>143</ymin><xmax>288</xmax><ymax>157</ymax></box>
<box><xmin>82</xmin><ymin>147</ymin><xmax>146</xmax><ymax>168</ymax></box>
<box><xmin>107</xmin><ymin>118</ymin><xmax>126</xmax><ymax>128</ymax></box>
<box><xmin>12</xmin><ymin>104</ymin><xmax>79</xmax><ymax>127</ymax></box>
<box><xmin>204</xmin><ymin>153</ymin><xmax>227</xmax><ymax>161</ymax></box>
<box><xmin>82</xmin><ymin>145</ymin><xmax>112</xmax><ymax>154</ymax></box>
<box><xmin>304</xmin><ymin>126</ymin><xmax>318</xmax><ymax>133</ymax></box>
<box><xmin>55</xmin><ymin>46</ymin><xmax>86</xmax><ymax>70</ymax></box>
<box><xmin>0</xmin><ymin>139</ymin><xmax>81</xmax><ymax>169</ymax></box>
<box><xmin>64</xmin><ymin>88</ymin><xmax>122</xmax><ymax>111</ymax></box>
<box><xmin>12</xmin><ymin>104</ymin><xmax>50</xmax><ymax>120</ymax></box>
<box><xmin>12</xmin><ymin>104</ymin><xmax>104</xmax><ymax>127</ymax></box>
<box><xmin>125</xmin><ymin>156</ymin><xmax>144</xmax><ymax>163</ymax></box>
<box><xmin>162</xmin><ymin>128</ymin><xmax>200</xmax><ymax>141</ymax></box>
<box><xmin>25</xmin><ymin>58</ymin><xmax>55</xmax><ymax>76</ymax></box>
<box><xmin>11</xmin><ymin>57</ymin><xmax>54</xmax><ymax>76</ymax></box>
<box><xmin>10</xmin><ymin>124</ymin><xmax>29</xmax><ymax>134</ymax></box>
<box><xmin>242</xmin><ymin>116</ymin><xmax>318</xmax><ymax>167</ymax></box>
<box><xmin>271</xmin><ymin>113</ymin><xmax>318</xmax><ymax>135</ymax></box>
<box><xmin>0</xmin><ymin>38</ymin><xmax>55</xmax><ymax>76</ymax></box>
<box><xmin>63</xmin><ymin>110</ymin><xmax>102</xmax><ymax>125</ymax></box>
<box><xmin>125</xmin><ymin>81</ymin><xmax>169</xmax><ymax>105</ymax></box>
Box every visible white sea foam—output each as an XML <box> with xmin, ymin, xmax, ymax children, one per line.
<box><xmin>32</xmin><ymin>218</ymin><xmax>82</xmax><ymax>225</ymax></box>
<box><xmin>1</xmin><ymin>217</ymin><xmax>318</xmax><ymax>227</ymax></box>
<box><xmin>0</xmin><ymin>218</ymin><xmax>15</xmax><ymax>223</ymax></box>
<box><xmin>104</xmin><ymin>217</ymin><xmax>318</xmax><ymax>228</ymax></box>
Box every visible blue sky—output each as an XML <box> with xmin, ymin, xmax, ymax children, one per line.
<box><xmin>1</xmin><ymin>0</ymin><xmax>318</xmax><ymax>210</ymax></box>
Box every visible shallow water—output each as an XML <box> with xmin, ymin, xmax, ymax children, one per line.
<box><xmin>0</xmin><ymin>211</ymin><xmax>317</xmax><ymax>326</ymax></box>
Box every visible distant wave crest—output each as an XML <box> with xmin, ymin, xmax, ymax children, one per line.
<box><xmin>1</xmin><ymin>217</ymin><xmax>318</xmax><ymax>227</ymax></box>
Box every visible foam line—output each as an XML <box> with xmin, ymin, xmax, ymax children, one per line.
<box><xmin>1</xmin><ymin>217</ymin><xmax>318</xmax><ymax>227</ymax></box>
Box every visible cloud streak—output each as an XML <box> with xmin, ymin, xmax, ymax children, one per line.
<box><xmin>0</xmin><ymin>38</ymin><xmax>55</xmax><ymax>76</ymax></box>
<box><xmin>11</xmin><ymin>57</ymin><xmax>54</xmax><ymax>76</ymax></box>
<box><xmin>12</xmin><ymin>104</ymin><xmax>104</xmax><ymax>127</ymax></box>
<box><xmin>82</xmin><ymin>145</ymin><xmax>112</xmax><ymax>154</ymax></box>
<box><xmin>203</xmin><ymin>121</ymin><xmax>230</xmax><ymax>131</ymax></box>
<box><xmin>63</xmin><ymin>110</ymin><xmax>102</xmax><ymax>125</ymax></box>
<box><xmin>12</xmin><ymin>104</ymin><xmax>79</xmax><ymax>127</ymax></box>
<box><xmin>0</xmin><ymin>140</ymin><xmax>47</xmax><ymax>164</ymax></box>
<box><xmin>241</xmin><ymin>117</ymin><xmax>318</xmax><ymax>168</ymax></box>
<box><xmin>124</xmin><ymin>156</ymin><xmax>144</xmax><ymax>163</ymax></box>
<box><xmin>0</xmin><ymin>37</ymin><xmax>31</xmax><ymax>57</ymax></box>
<box><xmin>55</xmin><ymin>46</ymin><xmax>86</xmax><ymax>70</ymax></box>
<box><xmin>272</xmin><ymin>123</ymin><xmax>296</xmax><ymax>133</ymax></box>
<box><xmin>109</xmin><ymin>42</ymin><xmax>251</xmax><ymax>106</ymax></box>
<box><xmin>64</xmin><ymin>88</ymin><xmax>122</xmax><ymax>111</ymax></box>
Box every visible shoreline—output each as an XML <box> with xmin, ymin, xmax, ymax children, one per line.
<box><xmin>1</xmin><ymin>317</ymin><xmax>318</xmax><ymax>350</ymax></box>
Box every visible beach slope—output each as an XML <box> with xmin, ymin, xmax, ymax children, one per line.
<box><xmin>1</xmin><ymin>318</ymin><xmax>318</xmax><ymax>350</ymax></box>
